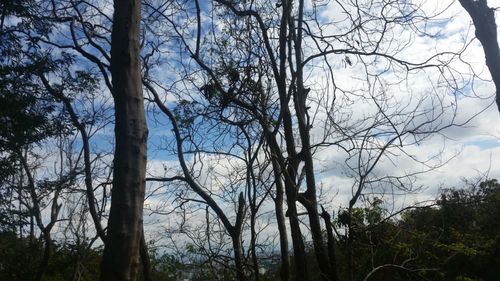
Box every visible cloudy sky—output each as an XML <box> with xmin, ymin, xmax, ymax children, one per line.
<box><xmin>308</xmin><ymin>0</ymin><xmax>500</xmax><ymax>211</ymax></box>
<box><xmin>311</xmin><ymin>0</ymin><xmax>500</xmax><ymax>203</ymax></box>
<box><xmin>136</xmin><ymin>0</ymin><xmax>500</xmax><ymax>247</ymax></box>
<box><xmin>12</xmin><ymin>0</ymin><xmax>500</xmax><ymax>253</ymax></box>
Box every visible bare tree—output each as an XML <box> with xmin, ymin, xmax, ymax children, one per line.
<box><xmin>150</xmin><ymin>1</ymin><xmax>475</xmax><ymax>280</ymax></box>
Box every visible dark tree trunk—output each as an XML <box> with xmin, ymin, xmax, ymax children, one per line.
<box><xmin>140</xmin><ymin>230</ymin><xmax>153</xmax><ymax>281</ymax></box>
<box><xmin>40</xmin><ymin>74</ymin><xmax>107</xmax><ymax>242</ymax></box>
<box><xmin>232</xmin><ymin>233</ymin><xmax>247</xmax><ymax>281</ymax></box>
<box><xmin>100</xmin><ymin>0</ymin><xmax>148</xmax><ymax>280</ymax></box>
<box><xmin>207</xmin><ymin>1</ymin><xmax>310</xmax><ymax>278</ymax></box>
<box><xmin>250</xmin><ymin>211</ymin><xmax>260</xmax><ymax>281</ymax></box>
<box><xmin>247</xmin><ymin>153</ymin><xmax>260</xmax><ymax>281</ymax></box>
<box><xmin>459</xmin><ymin>0</ymin><xmax>500</xmax><ymax>112</ymax></box>
<box><xmin>260</xmin><ymin>122</ymin><xmax>308</xmax><ymax>280</ymax></box>
<box><xmin>347</xmin><ymin>207</ymin><xmax>355</xmax><ymax>281</ymax></box>
<box><xmin>321</xmin><ymin>206</ymin><xmax>339</xmax><ymax>281</ymax></box>
<box><xmin>290</xmin><ymin>0</ymin><xmax>331</xmax><ymax>278</ymax></box>
<box><xmin>284</xmin><ymin>183</ymin><xmax>308</xmax><ymax>281</ymax></box>
<box><xmin>232</xmin><ymin>192</ymin><xmax>247</xmax><ymax>281</ymax></box>
<box><xmin>271</xmin><ymin>115</ymin><xmax>308</xmax><ymax>281</ymax></box>
<box><xmin>265</xmin><ymin>130</ymin><xmax>308</xmax><ymax>281</ymax></box>
<box><xmin>272</xmin><ymin>160</ymin><xmax>291</xmax><ymax>281</ymax></box>
<box><xmin>35</xmin><ymin>234</ymin><xmax>52</xmax><ymax>281</ymax></box>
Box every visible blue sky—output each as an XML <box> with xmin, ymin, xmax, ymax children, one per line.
<box><xmin>13</xmin><ymin>0</ymin><xmax>500</xmax><ymax>249</ymax></box>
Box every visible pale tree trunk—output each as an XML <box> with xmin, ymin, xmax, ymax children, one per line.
<box><xmin>100</xmin><ymin>0</ymin><xmax>148</xmax><ymax>280</ymax></box>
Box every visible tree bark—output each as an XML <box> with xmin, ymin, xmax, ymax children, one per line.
<box><xmin>35</xmin><ymin>233</ymin><xmax>53</xmax><ymax>281</ymax></box>
<box><xmin>250</xmin><ymin>209</ymin><xmax>259</xmax><ymax>281</ymax></box>
<box><xmin>289</xmin><ymin>0</ymin><xmax>331</xmax><ymax>278</ymax></box>
<box><xmin>271</xmin><ymin>160</ymin><xmax>291</xmax><ymax>281</ymax></box>
<box><xmin>459</xmin><ymin>0</ymin><xmax>500</xmax><ymax>112</ymax></box>
<box><xmin>264</xmin><ymin>128</ymin><xmax>308</xmax><ymax>281</ymax></box>
<box><xmin>140</xmin><ymin>230</ymin><xmax>153</xmax><ymax>281</ymax></box>
<box><xmin>232</xmin><ymin>192</ymin><xmax>247</xmax><ymax>281</ymax></box>
<box><xmin>320</xmin><ymin>206</ymin><xmax>339</xmax><ymax>281</ymax></box>
<box><xmin>232</xmin><ymin>233</ymin><xmax>247</xmax><ymax>281</ymax></box>
<box><xmin>285</xmin><ymin>186</ymin><xmax>308</xmax><ymax>281</ymax></box>
<box><xmin>100</xmin><ymin>0</ymin><xmax>148</xmax><ymax>280</ymax></box>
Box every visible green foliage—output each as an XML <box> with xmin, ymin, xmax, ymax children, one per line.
<box><xmin>340</xmin><ymin>180</ymin><xmax>500</xmax><ymax>281</ymax></box>
<box><xmin>173</xmin><ymin>99</ymin><xmax>202</xmax><ymax>130</ymax></box>
<box><xmin>0</xmin><ymin>91</ymin><xmax>62</xmax><ymax>150</ymax></box>
<box><xmin>1</xmin><ymin>179</ymin><xmax>499</xmax><ymax>280</ymax></box>
<box><xmin>0</xmin><ymin>231</ymin><xmax>42</xmax><ymax>281</ymax></box>
<box><xmin>0</xmin><ymin>231</ymin><xmax>101</xmax><ymax>281</ymax></box>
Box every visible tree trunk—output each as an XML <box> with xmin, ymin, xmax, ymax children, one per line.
<box><xmin>250</xmin><ymin>211</ymin><xmax>260</xmax><ymax>281</ymax></box>
<box><xmin>320</xmin><ymin>207</ymin><xmax>339</xmax><ymax>281</ymax></box>
<box><xmin>262</xmin><ymin>127</ymin><xmax>308</xmax><ymax>280</ymax></box>
<box><xmin>100</xmin><ymin>0</ymin><xmax>148</xmax><ymax>280</ymax></box>
<box><xmin>285</xmin><ymin>190</ymin><xmax>308</xmax><ymax>281</ymax></box>
<box><xmin>272</xmin><ymin>160</ymin><xmax>291</xmax><ymax>281</ymax></box>
<box><xmin>232</xmin><ymin>192</ymin><xmax>247</xmax><ymax>281</ymax></box>
<box><xmin>459</xmin><ymin>0</ymin><xmax>500</xmax><ymax>112</ymax></box>
<box><xmin>290</xmin><ymin>0</ymin><xmax>331</xmax><ymax>277</ymax></box>
<box><xmin>140</xmin><ymin>230</ymin><xmax>153</xmax><ymax>281</ymax></box>
<box><xmin>347</xmin><ymin>207</ymin><xmax>355</xmax><ymax>281</ymax></box>
<box><xmin>35</xmin><ymin>233</ymin><xmax>52</xmax><ymax>281</ymax></box>
<box><xmin>232</xmin><ymin>233</ymin><xmax>247</xmax><ymax>281</ymax></box>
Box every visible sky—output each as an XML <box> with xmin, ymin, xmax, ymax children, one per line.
<box><xmin>148</xmin><ymin>0</ymin><xmax>500</xmax><ymax>198</ymax></box>
<box><xmin>19</xmin><ymin>0</ymin><xmax>500</xmax><ymax>252</ymax></box>
<box><xmin>131</xmin><ymin>0</ymin><xmax>500</xmax><ymax>252</ymax></box>
<box><xmin>318</xmin><ymin>0</ymin><xmax>500</xmax><ymax>210</ymax></box>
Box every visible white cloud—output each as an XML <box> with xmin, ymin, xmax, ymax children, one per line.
<box><xmin>141</xmin><ymin>0</ymin><xmax>500</xmax><ymax>250</ymax></box>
